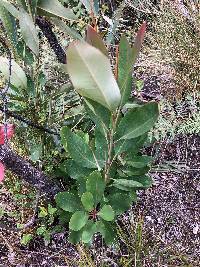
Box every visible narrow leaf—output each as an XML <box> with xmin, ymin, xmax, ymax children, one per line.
<box><xmin>86</xmin><ymin>25</ymin><xmax>108</xmax><ymax>56</ymax></box>
<box><xmin>16</xmin><ymin>41</ymin><xmax>35</xmax><ymax>65</ymax></box>
<box><xmin>66</xmin><ymin>41</ymin><xmax>121</xmax><ymax>111</ymax></box>
<box><xmin>112</xmin><ymin>179</ymin><xmax>143</xmax><ymax>189</ymax></box>
<box><xmin>0</xmin><ymin>57</ymin><xmax>27</xmax><ymax>89</ymax></box>
<box><xmin>29</xmin><ymin>0</ymin><xmax>38</xmax><ymax>18</ymax></box>
<box><xmin>106</xmin><ymin>2</ymin><xmax>125</xmax><ymax>44</ymax></box>
<box><xmin>132</xmin><ymin>21</ymin><xmax>146</xmax><ymax>64</ymax></box>
<box><xmin>118</xmin><ymin>166</ymin><xmax>150</xmax><ymax>177</ymax></box>
<box><xmin>80</xmin><ymin>0</ymin><xmax>99</xmax><ymax>16</ymax></box>
<box><xmin>37</xmin><ymin>0</ymin><xmax>77</xmax><ymax>21</ymax></box>
<box><xmin>51</xmin><ymin>17</ymin><xmax>83</xmax><ymax>40</ymax></box>
<box><xmin>95</xmin><ymin>126</ymin><xmax>108</xmax><ymax>168</ymax></box>
<box><xmin>0</xmin><ymin>0</ymin><xmax>20</xmax><ymax>18</ymax></box>
<box><xmin>19</xmin><ymin>9</ymin><xmax>39</xmax><ymax>56</ymax></box>
<box><xmin>118</xmin><ymin>35</ymin><xmax>135</xmax><ymax>105</ymax></box>
<box><xmin>0</xmin><ymin>6</ymin><xmax>18</xmax><ymax>52</ymax></box>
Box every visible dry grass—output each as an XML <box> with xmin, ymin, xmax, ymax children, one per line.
<box><xmin>142</xmin><ymin>0</ymin><xmax>200</xmax><ymax>98</ymax></box>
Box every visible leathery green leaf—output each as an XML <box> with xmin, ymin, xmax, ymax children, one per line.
<box><xmin>94</xmin><ymin>126</ymin><xmax>108</xmax><ymax>168</ymax></box>
<box><xmin>66</xmin><ymin>41</ymin><xmax>121</xmax><ymax>111</ymax></box>
<box><xmin>37</xmin><ymin>0</ymin><xmax>77</xmax><ymax>21</ymax></box>
<box><xmin>62</xmin><ymin>159</ymin><xmax>92</xmax><ymax>180</ymax></box>
<box><xmin>103</xmin><ymin>221</ymin><xmax>117</xmax><ymax>245</ymax></box>
<box><xmin>81</xmin><ymin>192</ymin><xmax>94</xmax><ymax>212</ymax></box>
<box><xmin>107</xmin><ymin>192</ymin><xmax>133</xmax><ymax>215</ymax></box>
<box><xmin>0</xmin><ymin>6</ymin><xmax>18</xmax><ymax>53</ymax></box>
<box><xmin>116</xmin><ymin>102</ymin><xmax>159</xmax><ymax>140</ymax></box>
<box><xmin>51</xmin><ymin>18</ymin><xmax>83</xmax><ymax>40</ymax></box>
<box><xmin>60</xmin><ymin>126</ymin><xmax>98</xmax><ymax>169</ymax></box>
<box><xmin>0</xmin><ymin>0</ymin><xmax>20</xmax><ymax>18</ymax></box>
<box><xmin>118</xmin><ymin>166</ymin><xmax>150</xmax><ymax>177</ymax></box>
<box><xmin>55</xmin><ymin>191</ymin><xmax>81</xmax><ymax>212</ymax></box>
<box><xmin>126</xmin><ymin>156</ymin><xmax>153</xmax><ymax>168</ymax></box>
<box><xmin>0</xmin><ymin>57</ymin><xmax>27</xmax><ymax>89</ymax></box>
<box><xmin>69</xmin><ymin>211</ymin><xmax>88</xmax><ymax>231</ymax></box>
<box><xmin>69</xmin><ymin>230</ymin><xmax>82</xmax><ymax>244</ymax></box>
<box><xmin>98</xmin><ymin>205</ymin><xmax>115</xmax><ymax>221</ymax></box>
<box><xmin>81</xmin><ymin>221</ymin><xmax>96</xmax><ymax>243</ymax></box>
<box><xmin>84</xmin><ymin>98</ymin><xmax>111</xmax><ymax>135</ymax></box>
<box><xmin>118</xmin><ymin>35</ymin><xmax>135</xmax><ymax>105</ymax></box>
<box><xmin>86</xmin><ymin>171</ymin><xmax>105</xmax><ymax>205</ymax></box>
<box><xmin>131</xmin><ymin>175</ymin><xmax>153</xmax><ymax>188</ymax></box>
<box><xmin>19</xmin><ymin>9</ymin><xmax>39</xmax><ymax>56</ymax></box>
<box><xmin>112</xmin><ymin>179</ymin><xmax>143</xmax><ymax>189</ymax></box>
<box><xmin>114</xmin><ymin>134</ymin><xmax>148</xmax><ymax>156</ymax></box>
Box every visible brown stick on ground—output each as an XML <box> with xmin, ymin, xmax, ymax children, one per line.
<box><xmin>0</xmin><ymin>145</ymin><xmax>60</xmax><ymax>198</ymax></box>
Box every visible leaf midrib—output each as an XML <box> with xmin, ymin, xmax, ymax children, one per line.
<box><xmin>74</xmin><ymin>44</ymin><xmax>112</xmax><ymax>110</ymax></box>
<box><xmin>20</xmin><ymin>12</ymin><xmax>38</xmax><ymax>55</ymax></box>
<box><xmin>118</xmin><ymin>114</ymin><xmax>157</xmax><ymax>140</ymax></box>
<box><xmin>70</xmin><ymin>138</ymin><xmax>97</xmax><ymax>168</ymax></box>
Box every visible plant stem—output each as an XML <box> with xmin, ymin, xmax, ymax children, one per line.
<box><xmin>104</xmin><ymin>109</ymin><xmax>120</xmax><ymax>182</ymax></box>
<box><xmin>104</xmin><ymin>127</ymin><xmax>114</xmax><ymax>182</ymax></box>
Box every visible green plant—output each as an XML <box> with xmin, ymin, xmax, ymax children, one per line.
<box><xmin>55</xmin><ymin>23</ymin><xmax>159</xmax><ymax>245</ymax></box>
<box><xmin>0</xmin><ymin>0</ymin><xmax>158</xmax><ymax>249</ymax></box>
<box><xmin>0</xmin><ymin>0</ymin><xmax>77</xmax><ymax>56</ymax></box>
<box><xmin>21</xmin><ymin>233</ymin><xmax>33</xmax><ymax>245</ymax></box>
<box><xmin>0</xmin><ymin>0</ymin><xmax>85</xmax><ymax>173</ymax></box>
<box><xmin>35</xmin><ymin>204</ymin><xmax>64</xmax><ymax>245</ymax></box>
<box><xmin>149</xmin><ymin>92</ymin><xmax>200</xmax><ymax>142</ymax></box>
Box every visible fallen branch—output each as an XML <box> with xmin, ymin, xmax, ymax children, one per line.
<box><xmin>0</xmin><ymin>106</ymin><xmax>59</xmax><ymax>136</ymax></box>
<box><xmin>0</xmin><ymin>145</ymin><xmax>60</xmax><ymax>197</ymax></box>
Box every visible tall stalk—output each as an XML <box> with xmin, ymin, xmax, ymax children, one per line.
<box><xmin>104</xmin><ymin>109</ymin><xmax>120</xmax><ymax>182</ymax></box>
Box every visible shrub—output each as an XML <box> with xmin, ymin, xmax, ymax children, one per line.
<box><xmin>55</xmin><ymin>24</ymin><xmax>159</xmax><ymax>245</ymax></box>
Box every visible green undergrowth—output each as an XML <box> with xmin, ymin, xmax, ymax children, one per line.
<box><xmin>149</xmin><ymin>92</ymin><xmax>200</xmax><ymax>142</ymax></box>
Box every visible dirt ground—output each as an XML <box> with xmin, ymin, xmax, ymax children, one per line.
<box><xmin>0</xmin><ymin>133</ymin><xmax>199</xmax><ymax>267</ymax></box>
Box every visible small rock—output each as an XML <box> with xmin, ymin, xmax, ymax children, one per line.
<box><xmin>193</xmin><ymin>224</ymin><xmax>199</xmax><ymax>235</ymax></box>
